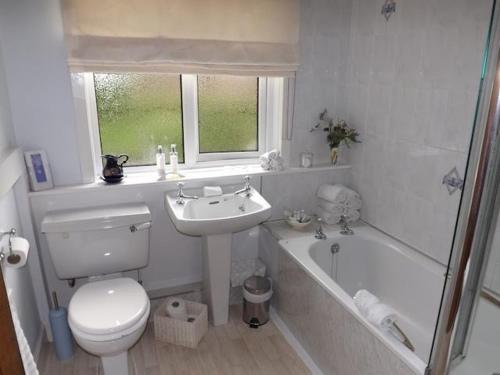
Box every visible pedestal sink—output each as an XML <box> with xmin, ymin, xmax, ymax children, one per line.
<box><xmin>165</xmin><ymin>184</ymin><xmax>271</xmax><ymax>325</ymax></box>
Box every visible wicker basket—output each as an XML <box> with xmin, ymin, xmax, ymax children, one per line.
<box><xmin>153</xmin><ymin>299</ymin><xmax>208</xmax><ymax>348</ymax></box>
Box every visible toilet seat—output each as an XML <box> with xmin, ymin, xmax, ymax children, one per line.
<box><xmin>69</xmin><ymin>277</ymin><xmax>149</xmax><ymax>342</ymax></box>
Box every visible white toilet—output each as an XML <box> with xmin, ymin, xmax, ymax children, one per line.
<box><xmin>42</xmin><ymin>203</ymin><xmax>152</xmax><ymax>375</ymax></box>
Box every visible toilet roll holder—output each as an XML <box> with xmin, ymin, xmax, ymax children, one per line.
<box><xmin>0</xmin><ymin>228</ymin><xmax>21</xmax><ymax>264</ymax></box>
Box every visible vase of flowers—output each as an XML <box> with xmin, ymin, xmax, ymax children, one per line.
<box><xmin>324</xmin><ymin>120</ymin><xmax>360</xmax><ymax>165</ymax></box>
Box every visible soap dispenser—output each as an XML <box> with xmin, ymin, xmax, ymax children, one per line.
<box><xmin>170</xmin><ymin>144</ymin><xmax>179</xmax><ymax>175</ymax></box>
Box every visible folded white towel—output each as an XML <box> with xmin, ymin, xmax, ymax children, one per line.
<box><xmin>270</xmin><ymin>157</ymin><xmax>285</xmax><ymax>171</ymax></box>
<box><xmin>316</xmin><ymin>206</ymin><xmax>342</xmax><ymax>225</ymax></box>
<box><xmin>260</xmin><ymin>150</ymin><xmax>284</xmax><ymax>171</ymax></box>
<box><xmin>260</xmin><ymin>158</ymin><xmax>271</xmax><ymax>170</ymax></box>
<box><xmin>353</xmin><ymin>289</ymin><xmax>379</xmax><ymax>316</ymax></box>
<box><xmin>344</xmin><ymin>196</ymin><xmax>362</xmax><ymax>210</ymax></box>
<box><xmin>344</xmin><ymin>208</ymin><xmax>360</xmax><ymax>223</ymax></box>
<box><xmin>317</xmin><ymin>184</ymin><xmax>362</xmax><ymax>208</ymax></box>
<box><xmin>317</xmin><ymin>184</ymin><xmax>349</xmax><ymax>204</ymax></box>
<box><xmin>262</xmin><ymin>149</ymin><xmax>279</xmax><ymax>160</ymax></box>
<box><xmin>203</xmin><ymin>186</ymin><xmax>223</xmax><ymax>197</ymax></box>
<box><xmin>367</xmin><ymin>303</ymin><xmax>398</xmax><ymax>331</ymax></box>
<box><xmin>317</xmin><ymin>199</ymin><xmax>346</xmax><ymax>216</ymax></box>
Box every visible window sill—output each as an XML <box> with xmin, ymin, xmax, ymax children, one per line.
<box><xmin>28</xmin><ymin>163</ymin><xmax>351</xmax><ymax>197</ymax></box>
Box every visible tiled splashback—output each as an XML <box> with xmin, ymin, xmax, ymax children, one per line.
<box><xmin>344</xmin><ymin>0</ymin><xmax>493</xmax><ymax>264</ymax></box>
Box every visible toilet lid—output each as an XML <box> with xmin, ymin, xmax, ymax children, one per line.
<box><xmin>69</xmin><ymin>277</ymin><xmax>149</xmax><ymax>336</ymax></box>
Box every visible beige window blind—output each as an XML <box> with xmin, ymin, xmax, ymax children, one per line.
<box><xmin>62</xmin><ymin>0</ymin><xmax>300</xmax><ymax>76</ymax></box>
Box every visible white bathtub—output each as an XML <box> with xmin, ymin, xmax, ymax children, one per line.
<box><xmin>278</xmin><ymin>223</ymin><xmax>445</xmax><ymax>374</ymax></box>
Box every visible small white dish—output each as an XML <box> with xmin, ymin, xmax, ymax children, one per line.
<box><xmin>286</xmin><ymin>216</ymin><xmax>312</xmax><ymax>230</ymax></box>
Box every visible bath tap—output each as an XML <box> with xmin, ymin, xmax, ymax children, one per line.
<box><xmin>339</xmin><ymin>215</ymin><xmax>354</xmax><ymax>235</ymax></box>
<box><xmin>314</xmin><ymin>217</ymin><xmax>327</xmax><ymax>240</ymax></box>
<box><xmin>234</xmin><ymin>176</ymin><xmax>252</xmax><ymax>197</ymax></box>
<box><xmin>176</xmin><ymin>182</ymin><xmax>199</xmax><ymax>205</ymax></box>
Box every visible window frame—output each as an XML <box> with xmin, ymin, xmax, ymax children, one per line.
<box><xmin>77</xmin><ymin>72</ymin><xmax>284</xmax><ymax>176</ymax></box>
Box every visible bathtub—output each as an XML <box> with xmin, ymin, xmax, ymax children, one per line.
<box><xmin>276</xmin><ymin>223</ymin><xmax>445</xmax><ymax>374</ymax></box>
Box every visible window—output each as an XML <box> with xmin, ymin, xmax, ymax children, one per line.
<box><xmin>94</xmin><ymin>73</ymin><xmax>184</xmax><ymax>166</ymax></box>
<box><xmin>78</xmin><ymin>73</ymin><xmax>284</xmax><ymax>171</ymax></box>
<box><xmin>198</xmin><ymin>75</ymin><xmax>258</xmax><ymax>153</ymax></box>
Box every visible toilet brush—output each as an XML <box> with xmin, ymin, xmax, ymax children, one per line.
<box><xmin>49</xmin><ymin>291</ymin><xmax>74</xmax><ymax>360</ymax></box>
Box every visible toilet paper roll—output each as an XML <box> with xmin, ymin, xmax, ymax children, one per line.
<box><xmin>5</xmin><ymin>237</ymin><xmax>29</xmax><ymax>269</ymax></box>
<box><xmin>165</xmin><ymin>297</ymin><xmax>187</xmax><ymax>321</ymax></box>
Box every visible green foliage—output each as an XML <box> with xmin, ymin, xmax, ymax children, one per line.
<box><xmin>324</xmin><ymin>119</ymin><xmax>360</xmax><ymax>149</ymax></box>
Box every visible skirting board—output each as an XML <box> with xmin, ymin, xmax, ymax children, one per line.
<box><xmin>270</xmin><ymin>307</ymin><xmax>324</xmax><ymax>375</ymax></box>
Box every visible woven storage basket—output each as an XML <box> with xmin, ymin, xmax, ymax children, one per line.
<box><xmin>153</xmin><ymin>299</ymin><xmax>208</xmax><ymax>348</ymax></box>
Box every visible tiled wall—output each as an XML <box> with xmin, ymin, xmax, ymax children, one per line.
<box><xmin>289</xmin><ymin>0</ymin><xmax>352</xmax><ymax>167</ymax></box>
<box><xmin>344</xmin><ymin>0</ymin><xmax>493</xmax><ymax>264</ymax></box>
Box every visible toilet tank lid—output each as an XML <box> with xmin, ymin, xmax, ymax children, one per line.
<box><xmin>41</xmin><ymin>203</ymin><xmax>151</xmax><ymax>233</ymax></box>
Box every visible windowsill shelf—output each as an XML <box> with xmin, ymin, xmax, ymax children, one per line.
<box><xmin>28</xmin><ymin>163</ymin><xmax>351</xmax><ymax>197</ymax></box>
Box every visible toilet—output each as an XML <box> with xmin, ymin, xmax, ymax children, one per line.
<box><xmin>41</xmin><ymin>203</ymin><xmax>152</xmax><ymax>375</ymax></box>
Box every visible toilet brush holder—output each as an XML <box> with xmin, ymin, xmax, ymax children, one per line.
<box><xmin>49</xmin><ymin>292</ymin><xmax>74</xmax><ymax>360</ymax></box>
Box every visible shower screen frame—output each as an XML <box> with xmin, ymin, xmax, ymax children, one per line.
<box><xmin>426</xmin><ymin>1</ymin><xmax>500</xmax><ymax>373</ymax></box>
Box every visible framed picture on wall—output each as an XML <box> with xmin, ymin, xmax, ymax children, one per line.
<box><xmin>24</xmin><ymin>150</ymin><xmax>54</xmax><ymax>191</ymax></box>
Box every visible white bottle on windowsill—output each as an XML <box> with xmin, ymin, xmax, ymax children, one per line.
<box><xmin>156</xmin><ymin>145</ymin><xmax>166</xmax><ymax>180</ymax></box>
<box><xmin>170</xmin><ymin>144</ymin><xmax>178</xmax><ymax>175</ymax></box>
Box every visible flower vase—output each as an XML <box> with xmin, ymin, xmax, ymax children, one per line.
<box><xmin>330</xmin><ymin>147</ymin><xmax>339</xmax><ymax>165</ymax></box>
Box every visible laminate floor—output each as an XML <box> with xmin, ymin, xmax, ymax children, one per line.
<box><xmin>38</xmin><ymin>304</ymin><xmax>311</xmax><ymax>375</ymax></box>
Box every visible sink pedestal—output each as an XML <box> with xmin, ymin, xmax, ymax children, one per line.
<box><xmin>202</xmin><ymin>233</ymin><xmax>232</xmax><ymax>326</ymax></box>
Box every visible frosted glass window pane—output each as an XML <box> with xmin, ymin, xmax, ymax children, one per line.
<box><xmin>198</xmin><ymin>75</ymin><xmax>258</xmax><ymax>153</ymax></box>
<box><xmin>94</xmin><ymin>73</ymin><xmax>183</xmax><ymax>166</ymax></box>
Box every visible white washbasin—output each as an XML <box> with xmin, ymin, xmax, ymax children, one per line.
<box><xmin>165</xmin><ymin>187</ymin><xmax>272</xmax><ymax>236</ymax></box>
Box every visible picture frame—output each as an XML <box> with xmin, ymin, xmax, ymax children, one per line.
<box><xmin>24</xmin><ymin>150</ymin><xmax>54</xmax><ymax>191</ymax></box>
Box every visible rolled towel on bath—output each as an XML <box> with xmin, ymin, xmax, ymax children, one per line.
<box><xmin>353</xmin><ymin>289</ymin><xmax>380</xmax><ymax>316</ymax></box>
<box><xmin>366</xmin><ymin>303</ymin><xmax>398</xmax><ymax>331</ymax></box>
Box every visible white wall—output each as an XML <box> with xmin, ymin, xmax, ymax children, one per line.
<box><xmin>0</xmin><ymin>31</ymin><xmax>42</xmax><ymax>353</ymax></box>
<box><xmin>0</xmin><ymin>0</ymin><xmax>82</xmax><ymax>186</ymax></box>
<box><xmin>344</xmin><ymin>0</ymin><xmax>493</xmax><ymax>264</ymax></box>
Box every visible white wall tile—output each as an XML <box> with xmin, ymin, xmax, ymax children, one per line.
<box><xmin>346</xmin><ymin>0</ymin><xmax>492</xmax><ymax>264</ymax></box>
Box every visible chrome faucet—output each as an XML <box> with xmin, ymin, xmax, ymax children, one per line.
<box><xmin>234</xmin><ymin>176</ymin><xmax>252</xmax><ymax>197</ymax></box>
<box><xmin>314</xmin><ymin>217</ymin><xmax>327</xmax><ymax>240</ymax></box>
<box><xmin>339</xmin><ymin>215</ymin><xmax>354</xmax><ymax>235</ymax></box>
<box><xmin>176</xmin><ymin>182</ymin><xmax>198</xmax><ymax>205</ymax></box>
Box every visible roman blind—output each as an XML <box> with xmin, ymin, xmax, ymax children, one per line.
<box><xmin>62</xmin><ymin>0</ymin><xmax>300</xmax><ymax>76</ymax></box>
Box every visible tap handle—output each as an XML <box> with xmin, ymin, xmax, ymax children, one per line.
<box><xmin>176</xmin><ymin>182</ymin><xmax>184</xmax><ymax>195</ymax></box>
<box><xmin>243</xmin><ymin>175</ymin><xmax>251</xmax><ymax>186</ymax></box>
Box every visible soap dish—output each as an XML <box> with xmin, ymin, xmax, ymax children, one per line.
<box><xmin>286</xmin><ymin>215</ymin><xmax>312</xmax><ymax>230</ymax></box>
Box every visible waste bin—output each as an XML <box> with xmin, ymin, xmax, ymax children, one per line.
<box><xmin>243</xmin><ymin>276</ymin><xmax>273</xmax><ymax>328</ymax></box>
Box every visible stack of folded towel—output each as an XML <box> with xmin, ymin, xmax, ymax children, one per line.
<box><xmin>260</xmin><ymin>149</ymin><xmax>284</xmax><ymax>171</ymax></box>
<box><xmin>316</xmin><ymin>184</ymin><xmax>361</xmax><ymax>224</ymax></box>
